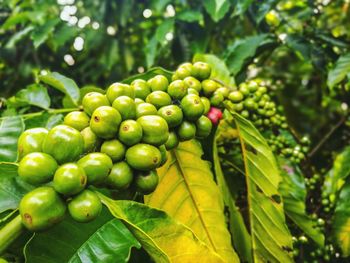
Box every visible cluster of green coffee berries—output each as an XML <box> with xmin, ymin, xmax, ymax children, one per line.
<box><xmin>16</xmin><ymin>61</ymin><xmax>222</xmax><ymax>232</ymax></box>
<box><xmin>267</xmin><ymin>134</ymin><xmax>310</xmax><ymax>164</ymax></box>
<box><xmin>226</xmin><ymin>80</ymin><xmax>287</xmax><ymax>130</ymax></box>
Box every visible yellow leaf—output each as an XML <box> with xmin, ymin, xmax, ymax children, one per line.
<box><xmin>145</xmin><ymin>140</ymin><xmax>239</xmax><ymax>263</ymax></box>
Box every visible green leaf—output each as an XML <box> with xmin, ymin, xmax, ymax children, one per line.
<box><xmin>14</xmin><ymin>84</ymin><xmax>50</xmax><ymax>109</ymax></box>
<box><xmin>122</xmin><ymin>67</ymin><xmax>174</xmax><ymax>84</ymax></box>
<box><xmin>30</xmin><ymin>18</ymin><xmax>60</xmax><ymax>48</ymax></box>
<box><xmin>144</xmin><ymin>19</ymin><xmax>174</xmax><ymax>68</ymax></box>
<box><xmin>145</xmin><ymin>140</ymin><xmax>239</xmax><ymax>262</ymax></box>
<box><xmin>25</xmin><ymin>208</ymin><xmax>141</xmax><ymax>263</ymax></box>
<box><xmin>213</xmin><ymin>140</ymin><xmax>252</xmax><ymax>262</ymax></box>
<box><xmin>51</xmin><ymin>24</ymin><xmax>78</xmax><ymax>51</ymax></box>
<box><xmin>223</xmin><ymin>34</ymin><xmax>275</xmax><ymax>75</ymax></box>
<box><xmin>193</xmin><ymin>54</ymin><xmax>235</xmax><ymax>87</ymax></box>
<box><xmin>0</xmin><ymin>163</ymin><xmax>33</xmax><ymax>213</ymax></box>
<box><xmin>327</xmin><ymin>53</ymin><xmax>350</xmax><ymax>89</ymax></box>
<box><xmin>1</xmin><ymin>12</ymin><xmax>29</xmax><ymax>30</ymax></box>
<box><xmin>100</xmin><ymin>196</ymin><xmax>225</xmax><ymax>263</ymax></box>
<box><xmin>5</xmin><ymin>26</ymin><xmax>34</xmax><ymax>48</ymax></box>
<box><xmin>285</xmin><ymin>34</ymin><xmax>312</xmax><ymax>60</ymax></box>
<box><xmin>150</xmin><ymin>0</ymin><xmax>171</xmax><ymax>12</ymax></box>
<box><xmin>279</xmin><ymin>159</ymin><xmax>324</xmax><ymax>247</ymax></box>
<box><xmin>39</xmin><ymin>72</ymin><xmax>80</xmax><ymax>106</ymax></box>
<box><xmin>144</xmin><ymin>36</ymin><xmax>158</xmax><ymax>69</ymax></box>
<box><xmin>0</xmin><ymin>117</ymin><xmax>24</xmax><ymax>162</ymax></box>
<box><xmin>234</xmin><ymin>0</ymin><xmax>254</xmax><ymax>15</ymax></box>
<box><xmin>233</xmin><ymin>113</ymin><xmax>293</xmax><ymax>262</ymax></box>
<box><xmin>323</xmin><ymin>146</ymin><xmax>350</xmax><ymax>199</ymax></box>
<box><xmin>332</xmin><ymin>179</ymin><xmax>350</xmax><ymax>257</ymax></box>
<box><xmin>177</xmin><ymin>10</ymin><xmax>203</xmax><ymax>22</ymax></box>
<box><xmin>203</xmin><ymin>0</ymin><xmax>231</xmax><ymax>22</ymax></box>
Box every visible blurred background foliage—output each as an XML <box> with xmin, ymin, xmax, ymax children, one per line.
<box><xmin>1</xmin><ymin>0</ymin><xmax>350</xmax><ymax>161</ymax></box>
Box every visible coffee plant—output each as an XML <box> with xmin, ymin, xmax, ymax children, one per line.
<box><xmin>2</xmin><ymin>0</ymin><xmax>350</xmax><ymax>262</ymax></box>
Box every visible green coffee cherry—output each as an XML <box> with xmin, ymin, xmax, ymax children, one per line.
<box><xmin>18</xmin><ymin>152</ymin><xmax>58</xmax><ymax>185</ymax></box>
<box><xmin>196</xmin><ymin>116</ymin><xmax>212</xmax><ymax>138</ymax></box>
<box><xmin>228</xmin><ymin>91</ymin><xmax>244</xmax><ymax>103</ymax></box>
<box><xmin>177</xmin><ymin>121</ymin><xmax>196</xmax><ymax>141</ymax></box>
<box><xmin>100</xmin><ymin>139</ymin><xmax>126</xmax><ymax>162</ymax></box>
<box><xmin>176</xmin><ymin>66</ymin><xmax>192</xmax><ymax>79</ymax></box>
<box><xmin>125</xmin><ymin>143</ymin><xmax>161</xmax><ymax>171</ymax></box>
<box><xmin>181</xmin><ymin>94</ymin><xmax>204</xmax><ymax>121</ymax></box>
<box><xmin>90</xmin><ymin>106</ymin><xmax>122</xmax><ymax>139</ymax></box>
<box><xmin>19</xmin><ymin>186</ymin><xmax>66</xmax><ymax>231</ymax></box>
<box><xmin>17</xmin><ymin>128</ymin><xmax>48</xmax><ymax>159</ymax></box>
<box><xmin>158</xmin><ymin>105</ymin><xmax>183</xmax><ymax>128</ymax></box>
<box><xmin>82</xmin><ymin>92</ymin><xmax>110</xmax><ymax>116</ymax></box>
<box><xmin>131</xmin><ymin>79</ymin><xmax>151</xmax><ymax>100</ymax></box>
<box><xmin>63</xmin><ymin>111</ymin><xmax>90</xmax><ymax>131</ymax></box>
<box><xmin>136</xmin><ymin>102</ymin><xmax>158</xmax><ymax>118</ymax></box>
<box><xmin>147</xmin><ymin>75</ymin><xmax>169</xmax><ymax>92</ymax></box>
<box><xmin>78</xmin><ymin>153</ymin><xmax>113</xmax><ymax>184</ymax></box>
<box><xmin>137</xmin><ymin>115</ymin><xmax>169</xmax><ymax>146</ymax></box>
<box><xmin>118</xmin><ymin>120</ymin><xmax>143</xmax><ymax>146</ymax></box>
<box><xmin>134</xmin><ymin>98</ymin><xmax>145</xmax><ymax>105</ymax></box>
<box><xmin>244</xmin><ymin>98</ymin><xmax>258</xmax><ymax>110</ymax></box>
<box><xmin>167</xmin><ymin>80</ymin><xmax>187</xmax><ymax>99</ymax></box>
<box><xmin>192</xmin><ymin>62</ymin><xmax>211</xmax><ymax>80</ymax></box>
<box><xmin>216</xmin><ymin>87</ymin><xmax>230</xmax><ymax>98</ymax></box>
<box><xmin>159</xmin><ymin>145</ymin><xmax>168</xmax><ymax>166</ymax></box>
<box><xmin>135</xmin><ymin>170</ymin><xmax>159</xmax><ymax>194</ymax></box>
<box><xmin>43</xmin><ymin>125</ymin><xmax>84</xmax><ymax>164</ymax></box>
<box><xmin>105</xmin><ymin>161</ymin><xmax>134</xmax><ymax>190</ymax></box>
<box><xmin>112</xmin><ymin>96</ymin><xmax>136</xmax><ymax>120</ymax></box>
<box><xmin>81</xmin><ymin>127</ymin><xmax>101</xmax><ymax>153</ymax></box>
<box><xmin>210</xmin><ymin>92</ymin><xmax>224</xmax><ymax>107</ymax></box>
<box><xmin>187</xmin><ymin>88</ymin><xmax>199</xmax><ymax>95</ymax></box>
<box><xmin>53</xmin><ymin>163</ymin><xmax>87</xmax><ymax>195</ymax></box>
<box><xmin>201</xmin><ymin>97</ymin><xmax>211</xmax><ymax>115</ymax></box>
<box><xmin>146</xmin><ymin>91</ymin><xmax>172</xmax><ymax>109</ymax></box>
<box><xmin>183</xmin><ymin>76</ymin><xmax>201</xmax><ymax>92</ymax></box>
<box><xmin>202</xmin><ymin>80</ymin><xmax>218</xmax><ymax>96</ymax></box>
<box><xmin>106</xmin><ymin>83</ymin><xmax>134</xmax><ymax>103</ymax></box>
<box><xmin>68</xmin><ymin>190</ymin><xmax>102</xmax><ymax>223</ymax></box>
<box><xmin>165</xmin><ymin>131</ymin><xmax>179</xmax><ymax>150</ymax></box>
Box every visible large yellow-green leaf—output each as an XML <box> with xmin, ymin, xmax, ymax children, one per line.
<box><xmin>233</xmin><ymin>113</ymin><xmax>293</xmax><ymax>262</ymax></box>
<box><xmin>145</xmin><ymin>140</ymin><xmax>239</xmax><ymax>263</ymax></box>
<box><xmin>98</xmin><ymin>195</ymin><xmax>224</xmax><ymax>263</ymax></box>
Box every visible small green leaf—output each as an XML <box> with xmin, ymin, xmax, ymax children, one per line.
<box><xmin>5</xmin><ymin>26</ymin><xmax>34</xmax><ymax>48</ymax></box>
<box><xmin>1</xmin><ymin>12</ymin><xmax>29</xmax><ymax>30</ymax></box>
<box><xmin>332</xmin><ymin>180</ymin><xmax>350</xmax><ymax>257</ymax></box>
<box><xmin>327</xmin><ymin>53</ymin><xmax>350</xmax><ymax>89</ymax></box>
<box><xmin>233</xmin><ymin>0</ymin><xmax>254</xmax><ymax>15</ymax></box>
<box><xmin>279</xmin><ymin>159</ymin><xmax>324</xmax><ymax>247</ymax></box>
<box><xmin>193</xmin><ymin>54</ymin><xmax>235</xmax><ymax>87</ymax></box>
<box><xmin>203</xmin><ymin>0</ymin><xmax>231</xmax><ymax>22</ymax></box>
<box><xmin>0</xmin><ymin>117</ymin><xmax>24</xmax><ymax>162</ymax></box>
<box><xmin>30</xmin><ymin>18</ymin><xmax>60</xmax><ymax>48</ymax></box>
<box><xmin>99</xmin><ymin>196</ymin><xmax>226</xmax><ymax>263</ymax></box>
<box><xmin>223</xmin><ymin>34</ymin><xmax>275</xmax><ymax>75</ymax></box>
<box><xmin>285</xmin><ymin>34</ymin><xmax>312</xmax><ymax>60</ymax></box>
<box><xmin>14</xmin><ymin>84</ymin><xmax>50</xmax><ymax>109</ymax></box>
<box><xmin>39</xmin><ymin>72</ymin><xmax>80</xmax><ymax>106</ymax></box>
<box><xmin>323</xmin><ymin>146</ymin><xmax>350</xmax><ymax>198</ymax></box>
<box><xmin>25</xmin><ymin>208</ymin><xmax>141</xmax><ymax>263</ymax></box>
<box><xmin>51</xmin><ymin>24</ymin><xmax>78</xmax><ymax>51</ymax></box>
<box><xmin>177</xmin><ymin>10</ymin><xmax>203</xmax><ymax>22</ymax></box>
<box><xmin>0</xmin><ymin>163</ymin><xmax>33</xmax><ymax>213</ymax></box>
